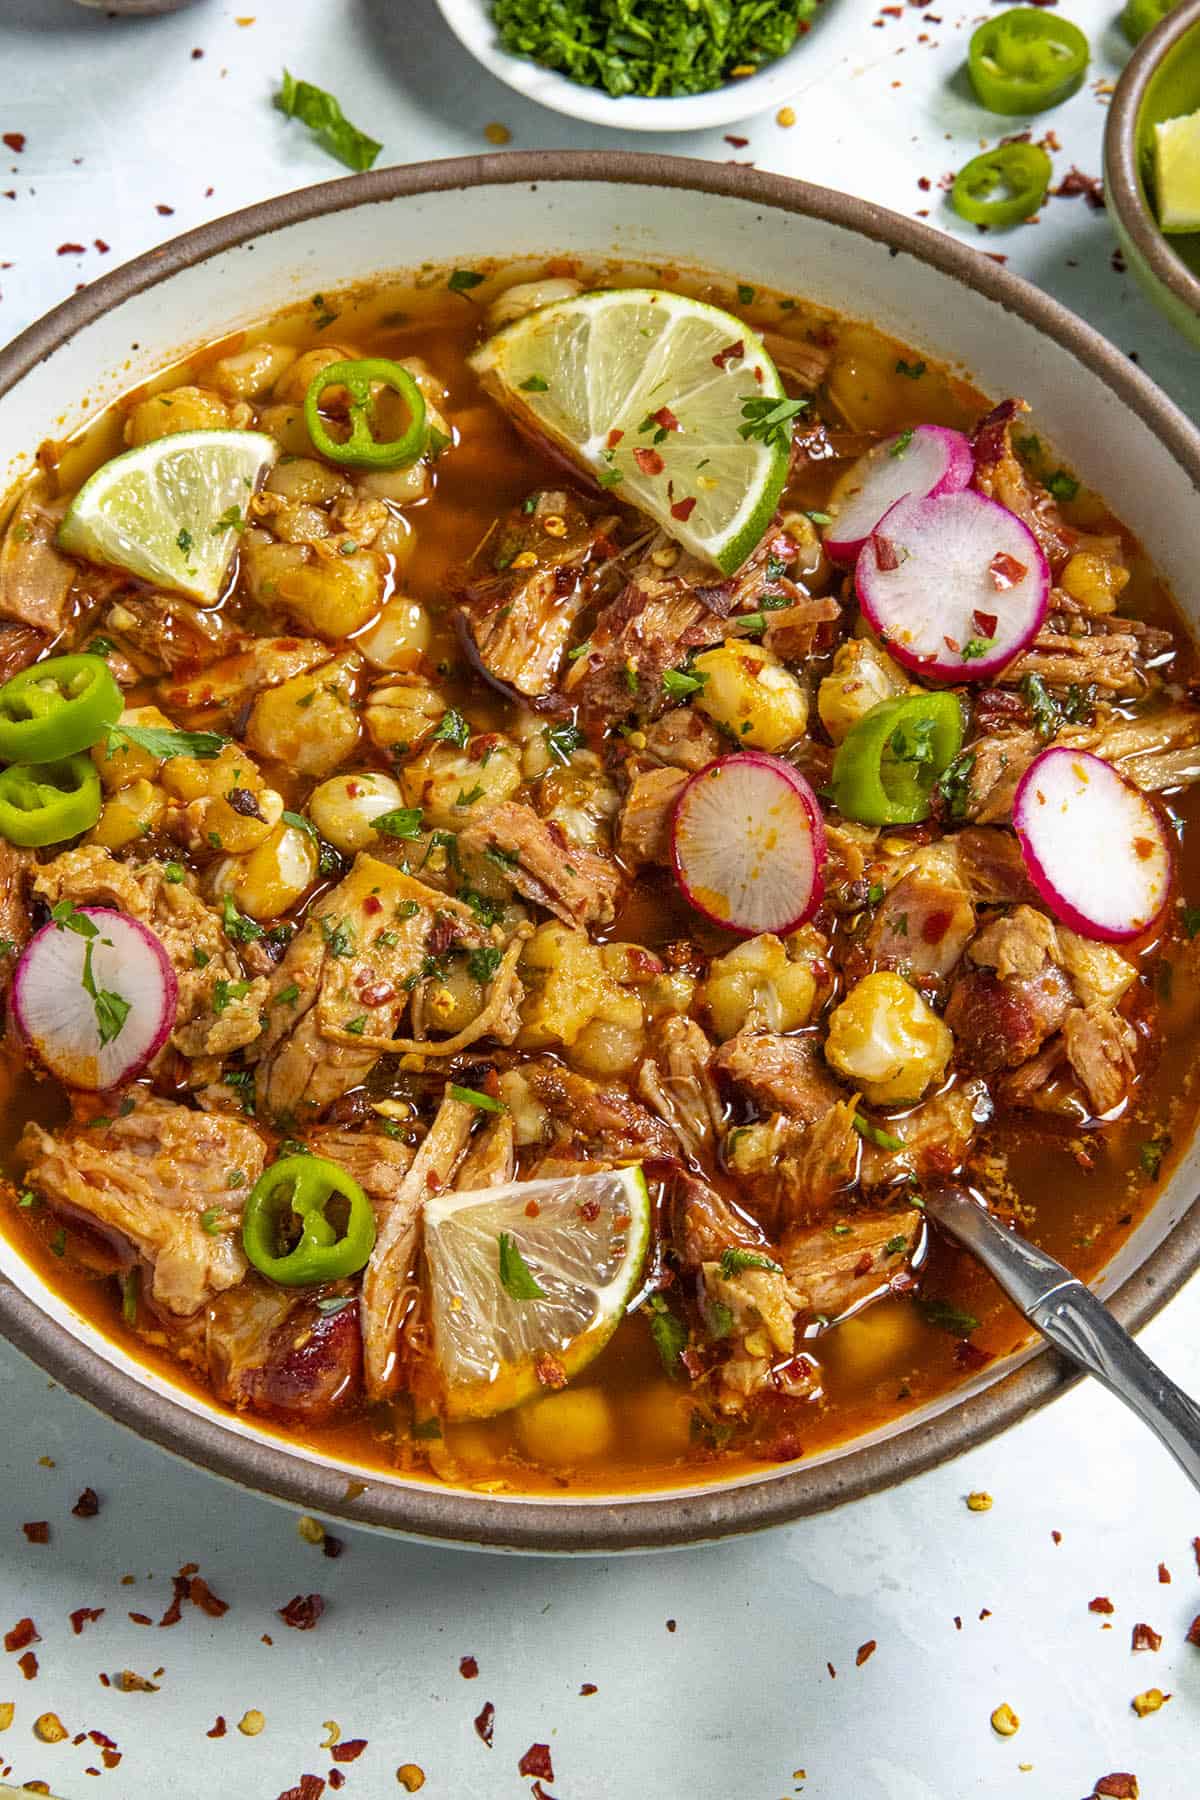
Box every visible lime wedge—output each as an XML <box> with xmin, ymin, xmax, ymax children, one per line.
<box><xmin>470</xmin><ymin>289</ymin><xmax>791</xmax><ymax>575</ymax></box>
<box><xmin>57</xmin><ymin>428</ymin><xmax>278</xmax><ymax>603</ymax></box>
<box><xmin>1154</xmin><ymin>111</ymin><xmax>1200</xmax><ymax>233</ymax></box>
<box><xmin>423</xmin><ymin>1164</ymin><xmax>650</xmax><ymax>1420</ymax></box>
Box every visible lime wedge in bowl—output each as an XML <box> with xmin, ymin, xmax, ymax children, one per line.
<box><xmin>470</xmin><ymin>289</ymin><xmax>793</xmax><ymax>575</ymax></box>
<box><xmin>423</xmin><ymin>1163</ymin><xmax>650</xmax><ymax>1420</ymax></box>
<box><xmin>57</xmin><ymin>428</ymin><xmax>278</xmax><ymax>603</ymax></box>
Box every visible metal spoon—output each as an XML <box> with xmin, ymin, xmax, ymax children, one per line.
<box><xmin>923</xmin><ymin>1184</ymin><xmax>1200</xmax><ymax>1493</ymax></box>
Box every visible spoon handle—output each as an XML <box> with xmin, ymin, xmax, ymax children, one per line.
<box><xmin>1029</xmin><ymin>1285</ymin><xmax>1200</xmax><ymax>1493</ymax></box>
<box><xmin>926</xmin><ymin>1186</ymin><xmax>1200</xmax><ymax>1494</ymax></box>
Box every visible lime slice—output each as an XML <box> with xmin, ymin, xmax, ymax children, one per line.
<box><xmin>423</xmin><ymin>1164</ymin><xmax>650</xmax><ymax>1420</ymax></box>
<box><xmin>469</xmin><ymin>289</ymin><xmax>791</xmax><ymax>576</ymax></box>
<box><xmin>58</xmin><ymin>428</ymin><xmax>279</xmax><ymax>603</ymax></box>
<box><xmin>1154</xmin><ymin>111</ymin><xmax>1200</xmax><ymax>233</ymax></box>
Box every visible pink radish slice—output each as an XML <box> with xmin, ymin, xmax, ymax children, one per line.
<box><xmin>12</xmin><ymin>906</ymin><xmax>177</xmax><ymax>1090</ymax></box>
<box><xmin>671</xmin><ymin>752</ymin><xmax>825</xmax><ymax>936</ymax></box>
<box><xmin>1012</xmin><ymin>748</ymin><xmax>1173</xmax><ymax>943</ymax></box>
<box><xmin>825</xmin><ymin>424</ymin><xmax>973</xmax><ymax>564</ymax></box>
<box><xmin>856</xmin><ymin>488</ymin><xmax>1048</xmax><ymax>683</ymax></box>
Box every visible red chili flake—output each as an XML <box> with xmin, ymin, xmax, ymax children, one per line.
<box><xmin>579</xmin><ymin>1682</ymin><xmax>597</xmax><ymax>1696</ymax></box>
<box><xmin>56</xmin><ymin>243</ymin><xmax>85</xmax><ymax>256</ymax></box>
<box><xmin>362</xmin><ymin>895</ymin><xmax>382</xmax><ymax>916</ymax></box>
<box><xmin>979</xmin><ymin>1608</ymin><xmax>992</xmax><ymax>1620</ymax></box>
<box><xmin>155</xmin><ymin>204</ymin><xmax>175</xmax><ymax>216</ymax></box>
<box><xmin>277</xmin><ymin>1779</ymin><xmax>325</xmax><ymax>1800</ymax></box>
<box><xmin>712</xmin><ymin>339</ymin><xmax>744</xmax><ymax>370</ymax></box>
<box><xmin>856</xmin><ymin>1640</ymin><xmax>877</xmax><ymax>1666</ymax></box>
<box><xmin>279</xmin><ymin>1593</ymin><xmax>325</xmax><ymax>1631</ymax></box>
<box><xmin>1158</xmin><ymin>1563</ymin><xmax>1171</xmax><ymax>1583</ymax></box>
<box><xmin>189</xmin><ymin>1576</ymin><xmax>228</xmax><ymax>1618</ymax></box>
<box><xmin>206</xmin><ymin>1716</ymin><xmax>227</xmax><ymax>1738</ymax></box>
<box><xmin>358</xmin><ymin>980</ymin><xmax>395</xmax><ymax>1007</ymax></box>
<box><xmin>531</xmin><ymin>1785</ymin><xmax>556</xmax><ymax>1800</ymax></box>
<box><xmin>322</xmin><ymin>1534</ymin><xmax>344</xmax><ymax>1560</ymax></box>
<box><xmin>328</xmin><ymin>1774</ymin><xmax>345</xmax><ymax>1792</ymax></box>
<box><xmin>666</xmin><ymin>1619</ymin><xmax>677</xmax><ymax>1633</ymax></box>
<box><xmin>1094</xmin><ymin>1777</ymin><xmax>1139</xmax><ymax>1799</ymax></box>
<box><xmin>953</xmin><ymin>1340</ymin><xmax>993</xmax><ymax>1371</ymax></box>
<box><xmin>724</xmin><ymin>135</ymin><xmax>749</xmax><ymax>148</ymax></box>
<box><xmin>262</xmin><ymin>1634</ymin><xmax>273</xmax><ymax>1646</ymax></box>
<box><xmin>331</xmin><ymin>1739</ymin><xmax>366</xmax><ymax>1764</ymax></box>
<box><xmin>670</xmin><ymin>496</ymin><xmax>697</xmax><ymax>523</ymax></box>
<box><xmin>918</xmin><ymin>176</ymin><xmax>932</xmax><ymax>192</ymax></box>
<box><xmin>159</xmin><ymin>1573</ymin><xmax>189</xmax><ymax>1627</ymax></box>
<box><xmin>191</xmin><ymin>46</ymin><xmax>204</xmax><ymax>58</ymax></box>
<box><xmin>22</xmin><ymin>1522</ymin><xmax>49</xmax><ymax>1544</ymax></box>
<box><xmin>88</xmin><ymin>1732</ymin><xmax>115</xmax><ymax>1750</ymax></box>
<box><xmin>129</xmin><ymin>1612</ymin><xmax>154</xmax><ymax>1626</ymax></box>
<box><xmin>72</xmin><ymin>1488</ymin><xmax>100</xmax><ymax>1518</ymax></box>
<box><xmin>827</xmin><ymin>1661</ymin><xmax>836</xmax><ymax>1678</ymax></box>
<box><xmin>459</xmin><ymin>1655</ymin><xmax>479</xmax><ymax>1679</ymax></box>
<box><xmin>633</xmin><ymin>447</ymin><xmax>664</xmax><ymax>477</ymax></box>
<box><xmin>1053</xmin><ymin>167</ymin><xmax>1105</xmax><ymax>210</ymax></box>
<box><xmin>70</xmin><ymin>1608</ymin><xmax>104</xmax><ymax>1636</ymax></box>
<box><xmin>1186</xmin><ymin>1614</ymin><xmax>1200</xmax><ymax>1646</ymax></box>
<box><xmin>17</xmin><ymin>1650</ymin><xmax>37</xmax><ymax>1680</ymax></box>
<box><xmin>519</xmin><ymin>1744</ymin><xmax>554</xmax><ymax>1780</ymax></box>
<box><xmin>5</xmin><ymin>1618</ymin><xmax>38</xmax><ymax>1652</ymax></box>
<box><xmin>650</xmin><ymin>406</ymin><xmax>680</xmax><ymax>433</ymax></box>
<box><xmin>872</xmin><ymin>532</ymin><xmax>903</xmax><ymax>572</ymax></box>
<box><xmin>102</xmin><ymin>1749</ymin><xmax>121</xmax><ymax>1769</ymax></box>
<box><xmin>474</xmin><ymin>1700</ymin><xmax>495</xmax><ymax>1747</ymax></box>
<box><xmin>953</xmin><ymin>1616</ymin><xmax>962</xmax><ymax>1630</ymax></box>
<box><xmin>1131</xmin><ymin>1622</ymin><xmax>1162</xmax><ymax>1653</ymax></box>
<box><xmin>988</xmin><ymin>550</ymin><xmax>1025</xmax><ymax>591</ymax></box>
<box><xmin>3</xmin><ymin>132</ymin><xmax>25</xmax><ymax>152</ymax></box>
<box><xmin>605</xmin><ymin>427</ymin><xmax>624</xmax><ymax>449</ymax></box>
<box><xmin>1052</xmin><ymin>1530</ymin><xmax>1063</xmax><ymax>1545</ymax></box>
<box><xmin>1089</xmin><ymin>1597</ymin><xmax>1115</xmax><ymax>1615</ymax></box>
<box><xmin>852</xmin><ymin>1251</ymin><xmax>874</xmax><ymax>1278</ymax></box>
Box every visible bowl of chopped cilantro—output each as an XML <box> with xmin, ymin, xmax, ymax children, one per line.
<box><xmin>435</xmin><ymin>0</ymin><xmax>828</xmax><ymax>130</ymax></box>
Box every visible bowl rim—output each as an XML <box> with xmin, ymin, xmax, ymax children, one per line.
<box><xmin>3</xmin><ymin>148</ymin><xmax>1200</xmax><ymax>1552</ymax></box>
<box><xmin>430</xmin><ymin>0</ymin><xmax>830</xmax><ymax>132</ymax></box>
<box><xmin>1104</xmin><ymin>0</ymin><xmax>1200</xmax><ymax>320</ymax></box>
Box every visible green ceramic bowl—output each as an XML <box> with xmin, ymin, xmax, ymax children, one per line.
<box><xmin>1106</xmin><ymin>0</ymin><xmax>1200</xmax><ymax>343</ymax></box>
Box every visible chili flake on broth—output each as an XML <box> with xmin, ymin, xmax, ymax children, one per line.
<box><xmin>0</xmin><ymin>254</ymin><xmax>1197</xmax><ymax>1508</ymax></box>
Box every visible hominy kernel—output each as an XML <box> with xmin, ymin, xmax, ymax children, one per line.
<box><xmin>990</xmin><ymin>1704</ymin><xmax>1020</xmax><ymax>1737</ymax></box>
<box><xmin>238</xmin><ymin>1709</ymin><xmax>266</xmax><ymax>1736</ymax></box>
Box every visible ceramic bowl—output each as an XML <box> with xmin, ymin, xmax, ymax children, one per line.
<box><xmin>1105</xmin><ymin>0</ymin><xmax>1200</xmax><ymax>345</ymax></box>
<box><xmin>432</xmin><ymin>0</ymin><xmax>834</xmax><ymax>131</ymax></box>
<box><xmin>2</xmin><ymin>152</ymin><xmax>1200</xmax><ymax>1551</ymax></box>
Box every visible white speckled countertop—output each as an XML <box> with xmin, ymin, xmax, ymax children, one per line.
<box><xmin>0</xmin><ymin>3</ymin><xmax>1198</xmax><ymax>1796</ymax></box>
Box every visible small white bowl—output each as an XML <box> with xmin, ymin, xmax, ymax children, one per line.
<box><xmin>434</xmin><ymin>0</ymin><xmax>825</xmax><ymax>132</ymax></box>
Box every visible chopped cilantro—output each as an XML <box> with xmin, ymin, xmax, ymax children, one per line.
<box><xmin>895</xmin><ymin>358</ymin><xmax>926</xmax><ymax>379</ymax></box>
<box><xmin>449</xmin><ymin>1083</ymin><xmax>506</xmax><ymax>1113</ymax></box>
<box><xmin>1045</xmin><ymin>469</ymin><xmax>1079</xmax><ymax>503</ymax></box>
<box><xmin>466</xmin><ymin>945</ymin><xmax>503</xmax><ymax>984</ymax></box>
<box><xmin>719</xmin><ymin>1247</ymin><xmax>782</xmax><ymax>1277</ymax></box>
<box><xmin>662</xmin><ymin>668</ymin><xmax>707</xmax><ymax>700</ymax></box>
<box><xmin>918</xmin><ymin>1297</ymin><xmax>979</xmax><ymax>1336</ymax></box>
<box><xmin>274</xmin><ymin>68</ymin><xmax>382</xmax><ymax>171</ymax></box>
<box><xmin>852</xmin><ymin>1113</ymin><xmax>904</xmax><ymax>1152</ymax></box>
<box><xmin>430</xmin><ymin>707</ymin><xmax>470</xmax><ymax>749</ymax></box>
<box><xmin>497</xmin><ymin>1231</ymin><xmax>545</xmax><ymax>1300</ymax></box>
<box><xmin>221</xmin><ymin>893</ymin><xmax>263</xmax><ymax>943</ymax></box>
<box><xmin>212</xmin><ymin>978</ymin><xmax>251</xmax><ymax>1015</ymax></box>
<box><xmin>645</xmin><ymin>1292</ymin><xmax>688</xmax><ymax>1376</ymax></box>
<box><xmin>372</xmin><ymin>806</ymin><xmax>423</xmax><ymax>840</ymax></box>
<box><xmin>738</xmin><ymin>394</ymin><xmax>809</xmax><ymax>450</ymax></box>
<box><xmin>519</xmin><ymin>374</ymin><xmax>550</xmax><ymax>392</ymax></box>
<box><xmin>447</xmin><ymin>268</ymin><xmax>485</xmax><ymax>296</ymax></box>
<box><xmin>544</xmin><ymin>721</ymin><xmax>585</xmax><ymax>764</ymax></box>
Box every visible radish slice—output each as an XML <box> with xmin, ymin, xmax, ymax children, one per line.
<box><xmin>825</xmin><ymin>424</ymin><xmax>973</xmax><ymax>564</ymax></box>
<box><xmin>12</xmin><ymin>906</ymin><xmax>177</xmax><ymax>1090</ymax></box>
<box><xmin>856</xmin><ymin>488</ymin><xmax>1048</xmax><ymax>683</ymax></box>
<box><xmin>1012</xmin><ymin>748</ymin><xmax>1173</xmax><ymax>943</ymax></box>
<box><xmin>671</xmin><ymin>752</ymin><xmax>825</xmax><ymax>936</ymax></box>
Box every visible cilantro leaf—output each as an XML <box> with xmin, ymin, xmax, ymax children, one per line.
<box><xmin>718</xmin><ymin>1247</ymin><xmax>782</xmax><ymax>1277</ymax></box>
<box><xmin>498</xmin><ymin>1231</ymin><xmax>546</xmax><ymax>1300</ymax></box>
<box><xmin>274</xmin><ymin>68</ymin><xmax>382</xmax><ymax>172</ymax></box>
<box><xmin>111</xmin><ymin>723</ymin><xmax>227</xmax><ymax>761</ymax></box>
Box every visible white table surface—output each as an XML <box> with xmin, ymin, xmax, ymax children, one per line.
<box><xmin>1</xmin><ymin>3</ymin><xmax>1198</xmax><ymax>1796</ymax></box>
